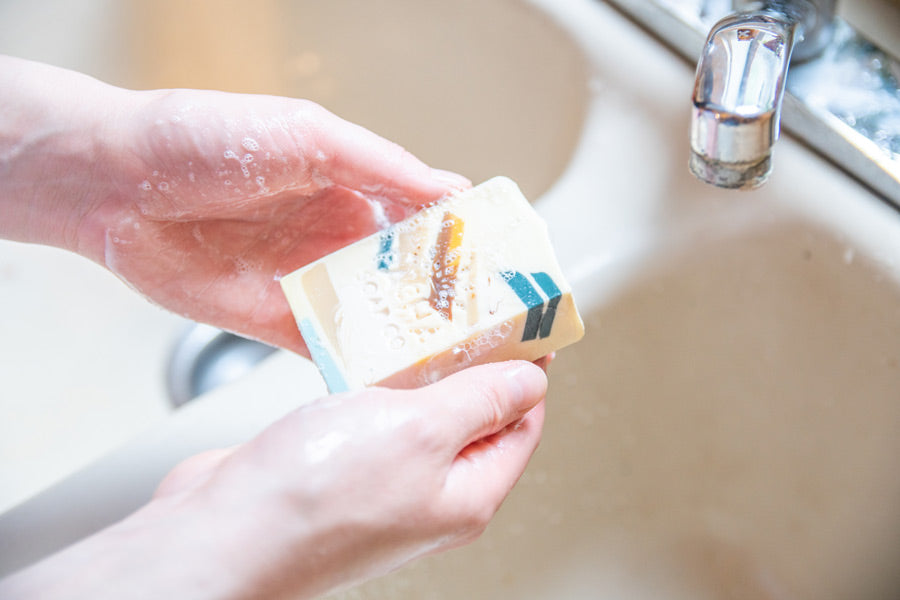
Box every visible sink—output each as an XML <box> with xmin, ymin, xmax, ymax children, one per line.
<box><xmin>0</xmin><ymin>0</ymin><xmax>588</xmax><ymax>576</ymax></box>
<box><xmin>3</xmin><ymin>0</ymin><xmax>900</xmax><ymax>597</ymax></box>
<box><xmin>320</xmin><ymin>2</ymin><xmax>900</xmax><ymax>599</ymax></box>
<box><xmin>123</xmin><ymin>0</ymin><xmax>588</xmax><ymax>200</ymax></box>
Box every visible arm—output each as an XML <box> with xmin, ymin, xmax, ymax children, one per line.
<box><xmin>0</xmin><ymin>361</ymin><xmax>547</xmax><ymax>600</ymax></box>
<box><xmin>0</xmin><ymin>56</ymin><xmax>132</xmax><ymax>255</ymax></box>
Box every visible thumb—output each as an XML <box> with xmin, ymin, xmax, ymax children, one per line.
<box><xmin>424</xmin><ymin>361</ymin><xmax>547</xmax><ymax>454</ymax></box>
<box><xmin>419</xmin><ymin>361</ymin><xmax>547</xmax><ymax>523</ymax></box>
<box><xmin>306</xmin><ymin>105</ymin><xmax>471</xmax><ymax>210</ymax></box>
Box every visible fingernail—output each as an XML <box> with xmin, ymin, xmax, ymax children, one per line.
<box><xmin>431</xmin><ymin>168</ymin><xmax>472</xmax><ymax>191</ymax></box>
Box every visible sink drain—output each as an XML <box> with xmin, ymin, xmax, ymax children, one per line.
<box><xmin>166</xmin><ymin>323</ymin><xmax>277</xmax><ymax>407</ymax></box>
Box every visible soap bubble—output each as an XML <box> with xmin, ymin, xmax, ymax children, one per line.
<box><xmin>233</xmin><ymin>256</ymin><xmax>261</xmax><ymax>275</ymax></box>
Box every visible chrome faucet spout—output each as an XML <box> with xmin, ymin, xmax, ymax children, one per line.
<box><xmin>689</xmin><ymin>1</ymin><xmax>836</xmax><ymax>189</ymax></box>
<box><xmin>690</xmin><ymin>12</ymin><xmax>796</xmax><ymax>188</ymax></box>
<box><xmin>608</xmin><ymin>0</ymin><xmax>900</xmax><ymax>207</ymax></box>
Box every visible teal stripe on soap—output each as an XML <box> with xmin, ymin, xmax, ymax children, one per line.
<box><xmin>299</xmin><ymin>317</ymin><xmax>349</xmax><ymax>393</ymax></box>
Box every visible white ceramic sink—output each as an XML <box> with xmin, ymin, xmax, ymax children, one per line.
<box><xmin>3</xmin><ymin>1</ymin><xmax>900</xmax><ymax>597</ymax></box>
<box><xmin>325</xmin><ymin>4</ymin><xmax>900</xmax><ymax>598</ymax></box>
<box><xmin>0</xmin><ymin>0</ymin><xmax>588</xmax><ymax>575</ymax></box>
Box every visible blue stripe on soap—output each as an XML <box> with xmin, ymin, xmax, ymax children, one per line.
<box><xmin>531</xmin><ymin>272</ymin><xmax>561</xmax><ymax>339</ymax></box>
<box><xmin>501</xmin><ymin>270</ymin><xmax>543</xmax><ymax>308</ymax></box>
<box><xmin>299</xmin><ymin>317</ymin><xmax>349</xmax><ymax>393</ymax></box>
<box><xmin>531</xmin><ymin>272</ymin><xmax>560</xmax><ymax>301</ymax></box>
<box><xmin>376</xmin><ymin>229</ymin><xmax>396</xmax><ymax>271</ymax></box>
<box><xmin>501</xmin><ymin>270</ymin><xmax>545</xmax><ymax>341</ymax></box>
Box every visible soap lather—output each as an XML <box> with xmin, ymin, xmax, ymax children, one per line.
<box><xmin>280</xmin><ymin>176</ymin><xmax>584</xmax><ymax>392</ymax></box>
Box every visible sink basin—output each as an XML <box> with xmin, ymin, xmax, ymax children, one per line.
<box><xmin>343</xmin><ymin>201</ymin><xmax>900</xmax><ymax>599</ymax></box>
<box><xmin>0</xmin><ymin>0</ymin><xmax>588</xmax><ymax>576</ymax></box>
<box><xmin>3</xmin><ymin>0</ymin><xmax>900</xmax><ymax>597</ymax></box>
<box><xmin>321</xmin><ymin>2</ymin><xmax>900</xmax><ymax>599</ymax></box>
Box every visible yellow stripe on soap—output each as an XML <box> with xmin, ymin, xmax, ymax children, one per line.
<box><xmin>428</xmin><ymin>212</ymin><xmax>464</xmax><ymax>321</ymax></box>
<box><xmin>301</xmin><ymin>263</ymin><xmax>341</xmax><ymax>354</ymax></box>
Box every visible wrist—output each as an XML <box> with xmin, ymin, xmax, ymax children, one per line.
<box><xmin>0</xmin><ymin>56</ymin><xmax>141</xmax><ymax>263</ymax></box>
<box><xmin>0</xmin><ymin>493</ymin><xmax>251</xmax><ymax>600</ymax></box>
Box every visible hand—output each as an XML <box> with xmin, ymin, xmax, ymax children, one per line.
<box><xmin>0</xmin><ymin>361</ymin><xmax>547</xmax><ymax>600</ymax></box>
<box><xmin>100</xmin><ymin>91</ymin><xmax>470</xmax><ymax>353</ymax></box>
<box><xmin>0</xmin><ymin>56</ymin><xmax>470</xmax><ymax>352</ymax></box>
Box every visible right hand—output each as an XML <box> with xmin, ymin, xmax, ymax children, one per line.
<box><xmin>1</xmin><ymin>361</ymin><xmax>547</xmax><ymax>600</ymax></box>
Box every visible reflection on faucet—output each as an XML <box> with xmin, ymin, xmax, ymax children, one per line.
<box><xmin>607</xmin><ymin>0</ymin><xmax>900</xmax><ymax>206</ymax></box>
<box><xmin>691</xmin><ymin>1</ymin><xmax>835</xmax><ymax>189</ymax></box>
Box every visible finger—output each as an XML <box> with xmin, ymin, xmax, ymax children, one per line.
<box><xmin>454</xmin><ymin>399</ymin><xmax>546</xmax><ymax>469</ymax></box>
<box><xmin>422</xmin><ymin>360</ymin><xmax>548</xmax><ymax>456</ymax></box>
<box><xmin>533</xmin><ymin>352</ymin><xmax>556</xmax><ymax>372</ymax></box>
<box><xmin>441</xmin><ymin>399</ymin><xmax>545</xmax><ymax>540</ymax></box>
<box><xmin>307</xmin><ymin>105</ymin><xmax>471</xmax><ymax>206</ymax></box>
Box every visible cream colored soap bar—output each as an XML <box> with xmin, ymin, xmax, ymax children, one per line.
<box><xmin>280</xmin><ymin>176</ymin><xmax>584</xmax><ymax>392</ymax></box>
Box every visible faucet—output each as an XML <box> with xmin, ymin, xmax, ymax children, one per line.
<box><xmin>690</xmin><ymin>1</ymin><xmax>835</xmax><ymax>188</ymax></box>
<box><xmin>607</xmin><ymin>0</ymin><xmax>900</xmax><ymax>206</ymax></box>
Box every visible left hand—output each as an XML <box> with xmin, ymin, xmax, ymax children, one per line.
<box><xmin>0</xmin><ymin>56</ymin><xmax>470</xmax><ymax>353</ymax></box>
<box><xmin>99</xmin><ymin>90</ymin><xmax>469</xmax><ymax>353</ymax></box>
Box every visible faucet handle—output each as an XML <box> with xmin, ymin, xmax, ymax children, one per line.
<box><xmin>735</xmin><ymin>0</ymin><xmax>836</xmax><ymax>61</ymax></box>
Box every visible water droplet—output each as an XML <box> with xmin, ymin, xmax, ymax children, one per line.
<box><xmin>241</xmin><ymin>137</ymin><xmax>260</xmax><ymax>152</ymax></box>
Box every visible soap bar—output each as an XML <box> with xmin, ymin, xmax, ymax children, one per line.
<box><xmin>280</xmin><ymin>176</ymin><xmax>584</xmax><ymax>392</ymax></box>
